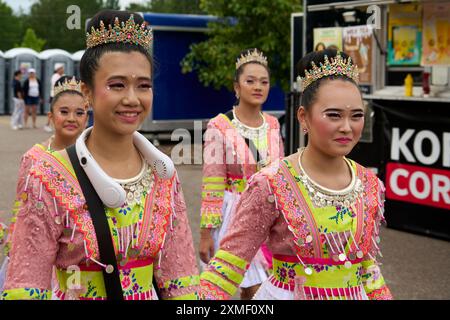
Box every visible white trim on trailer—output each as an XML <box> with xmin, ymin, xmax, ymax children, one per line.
<box><xmin>152</xmin><ymin>25</ymin><xmax>210</xmax><ymax>32</ymax></box>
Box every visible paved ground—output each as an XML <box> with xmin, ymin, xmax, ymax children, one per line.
<box><xmin>0</xmin><ymin>115</ymin><xmax>449</xmax><ymax>300</ymax></box>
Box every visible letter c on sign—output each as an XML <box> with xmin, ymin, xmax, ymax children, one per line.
<box><xmin>390</xmin><ymin>168</ymin><xmax>409</xmax><ymax>197</ymax></box>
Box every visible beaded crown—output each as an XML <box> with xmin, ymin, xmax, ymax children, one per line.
<box><xmin>86</xmin><ymin>15</ymin><xmax>153</xmax><ymax>51</ymax></box>
<box><xmin>296</xmin><ymin>53</ymin><xmax>359</xmax><ymax>91</ymax></box>
<box><xmin>54</xmin><ymin>76</ymin><xmax>82</xmax><ymax>96</ymax></box>
<box><xmin>236</xmin><ymin>49</ymin><xmax>268</xmax><ymax>70</ymax></box>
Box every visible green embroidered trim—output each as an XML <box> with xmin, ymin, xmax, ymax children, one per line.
<box><xmin>203</xmin><ymin>177</ymin><xmax>226</xmax><ymax>183</ymax></box>
<box><xmin>215</xmin><ymin>250</ymin><xmax>248</xmax><ymax>271</ymax></box>
<box><xmin>209</xmin><ymin>258</ymin><xmax>244</xmax><ymax>284</ymax></box>
<box><xmin>200</xmin><ymin>214</ymin><xmax>222</xmax><ymax>229</ymax></box>
<box><xmin>201</xmin><ymin>272</ymin><xmax>237</xmax><ymax>296</ymax></box>
<box><xmin>0</xmin><ymin>223</ymin><xmax>6</xmax><ymax>245</ymax></box>
<box><xmin>162</xmin><ymin>275</ymin><xmax>200</xmax><ymax>290</ymax></box>
<box><xmin>1</xmin><ymin>288</ymin><xmax>51</xmax><ymax>300</ymax></box>
<box><xmin>50</xmin><ymin>149</ymin><xmax>76</xmax><ymax>177</ymax></box>
<box><xmin>361</xmin><ymin>259</ymin><xmax>387</xmax><ymax>292</ymax></box>
<box><xmin>202</xmin><ymin>191</ymin><xmax>224</xmax><ymax>198</ymax></box>
<box><xmin>166</xmin><ymin>292</ymin><xmax>199</xmax><ymax>300</ymax></box>
<box><xmin>203</xmin><ymin>184</ymin><xmax>226</xmax><ymax>191</ymax></box>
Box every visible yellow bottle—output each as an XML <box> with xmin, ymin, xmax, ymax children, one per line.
<box><xmin>404</xmin><ymin>73</ymin><xmax>413</xmax><ymax>97</ymax></box>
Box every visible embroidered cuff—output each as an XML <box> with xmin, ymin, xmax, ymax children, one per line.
<box><xmin>1</xmin><ymin>288</ymin><xmax>51</xmax><ymax>300</ymax></box>
<box><xmin>215</xmin><ymin>250</ymin><xmax>249</xmax><ymax>271</ymax></box>
<box><xmin>200</xmin><ymin>272</ymin><xmax>237</xmax><ymax>297</ymax></box>
<box><xmin>208</xmin><ymin>258</ymin><xmax>244</xmax><ymax>284</ymax></box>
<box><xmin>200</xmin><ymin>279</ymin><xmax>230</xmax><ymax>300</ymax></box>
<box><xmin>158</xmin><ymin>275</ymin><xmax>200</xmax><ymax>300</ymax></box>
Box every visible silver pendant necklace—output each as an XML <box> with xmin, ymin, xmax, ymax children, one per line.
<box><xmin>231</xmin><ymin>106</ymin><xmax>268</xmax><ymax>141</ymax></box>
<box><xmin>296</xmin><ymin>148</ymin><xmax>363</xmax><ymax>208</ymax></box>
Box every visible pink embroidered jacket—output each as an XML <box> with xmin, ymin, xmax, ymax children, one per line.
<box><xmin>200</xmin><ymin>112</ymin><xmax>284</xmax><ymax>229</ymax></box>
<box><xmin>200</xmin><ymin>159</ymin><xmax>393</xmax><ymax>300</ymax></box>
<box><xmin>2</xmin><ymin>148</ymin><xmax>199</xmax><ymax>300</ymax></box>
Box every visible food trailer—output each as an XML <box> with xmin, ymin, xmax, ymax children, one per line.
<box><xmin>288</xmin><ymin>0</ymin><xmax>450</xmax><ymax>240</ymax></box>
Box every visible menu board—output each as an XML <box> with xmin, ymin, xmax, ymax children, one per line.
<box><xmin>313</xmin><ymin>27</ymin><xmax>343</xmax><ymax>51</ymax></box>
<box><xmin>387</xmin><ymin>3</ymin><xmax>422</xmax><ymax>65</ymax></box>
<box><xmin>422</xmin><ymin>3</ymin><xmax>450</xmax><ymax>65</ymax></box>
<box><xmin>343</xmin><ymin>25</ymin><xmax>373</xmax><ymax>85</ymax></box>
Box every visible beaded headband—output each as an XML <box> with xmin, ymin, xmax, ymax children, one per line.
<box><xmin>296</xmin><ymin>53</ymin><xmax>359</xmax><ymax>91</ymax></box>
<box><xmin>54</xmin><ymin>77</ymin><xmax>82</xmax><ymax>96</ymax></box>
<box><xmin>86</xmin><ymin>15</ymin><xmax>153</xmax><ymax>51</ymax></box>
<box><xmin>236</xmin><ymin>49</ymin><xmax>268</xmax><ymax>70</ymax></box>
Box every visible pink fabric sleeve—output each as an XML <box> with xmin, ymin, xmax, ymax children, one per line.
<box><xmin>155</xmin><ymin>175</ymin><xmax>200</xmax><ymax>299</ymax></box>
<box><xmin>279</xmin><ymin>131</ymin><xmax>285</xmax><ymax>158</ymax></box>
<box><xmin>200</xmin><ymin>121</ymin><xmax>227</xmax><ymax>229</ymax></box>
<box><xmin>219</xmin><ymin>174</ymin><xmax>279</xmax><ymax>261</ymax></box>
<box><xmin>200</xmin><ymin>173</ymin><xmax>279</xmax><ymax>299</ymax></box>
<box><xmin>4</xmin><ymin>172</ymin><xmax>61</xmax><ymax>295</ymax></box>
<box><xmin>4</xmin><ymin>154</ymin><xmax>34</xmax><ymax>255</ymax></box>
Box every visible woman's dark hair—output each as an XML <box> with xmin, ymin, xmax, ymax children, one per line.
<box><xmin>80</xmin><ymin>10</ymin><xmax>153</xmax><ymax>89</ymax></box>
<box><xmin>314</xmin><ymin>42</ymin><xmax>326</xmax><ymax>51</ymax></box>
<box><xmin>296</xmin><ymin>49</ymin><xmax>360</xmax><ymax>111</ymax></box>
<box><xmin>50</xmin><ymin>75</ymin><xmax>84</xmax><ymax>112</ymax></box>
<box><xmin>234</xmin><ymin>48</ymin><xmax>271</xmax><ymax>83</ymax></box>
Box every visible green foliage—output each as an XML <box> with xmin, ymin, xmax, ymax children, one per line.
<box><xmin>103</xmin><ymin>0</ymin><xmax>120</xmax><ymax>10</ymax></box>
<box><xmin>150</xmin><ymin>0</ymin><xmax>203</xmax><ymax>14</ymax></box>
<box><xmin>18</xmin><ymin>28</ymin><xmax>46</xmax><ymax>51</ymax></box>
<box><xmin>181</xmin><ymin>0</ymin><xmax>301</xmax><ymax>92</ymax></box>
<box><xmin>24</xmin><ymin>0</ymin><xmax>105</xmax><ymax>52</ymax></box>
<box><xmin>0</xmin><ymin>1</ymin><xmax>25</xmax><ymax>51</ymax></box>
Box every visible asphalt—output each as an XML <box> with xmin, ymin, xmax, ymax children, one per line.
<box><xmin>0</xmin><ymin>115</ymin><xmax>448</xmax><ymax>300</ymax></box>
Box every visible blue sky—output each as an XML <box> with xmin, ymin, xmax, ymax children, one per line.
<box><xmin>4</xmin><ymin>0</ymin><xmax>145</xmax><ymax>14</ymax></box>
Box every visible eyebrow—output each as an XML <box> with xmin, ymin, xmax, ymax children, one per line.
<box><xmin>107</xmin><ymin>75</ymin><xmax>152</xmax><ymax>81</ymax></box>
<box><xmin>245</xmin><ymin>75</ymin><xmax>269</xmax><ymax>80</ymax></box>
<box><xmin>323</xmin><ymin>107</ymin><xmax>364</xmax><ymax>112</ymax></box>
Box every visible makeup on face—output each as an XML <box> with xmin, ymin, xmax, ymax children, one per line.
<box><xmin>51</xmin><ymin>95</ymin><xmax>87</xmax><ymax>137</ymax></box>
<box><xmin>105</xmin><ymin>75</ymin><xmax>153</xmax><ymax>92</ymax></box>
<box><xmin>89</xmin><ymin>51</ymin><xmax>153</xmax><ymax>134</ymax></box>
<box><xmin>321</xmin><ymin>106</ymin><xmax>365</xmax><ymax>121</ymax></box>
<box><xmin>302</xmin><ymin>80</ymin><xmax>365</xmax><ymax>156</ymax></box>
<box><xmin>236</xmin><ymin>63</ymin><xmax>270</xmax><ymax>105</ymax></box>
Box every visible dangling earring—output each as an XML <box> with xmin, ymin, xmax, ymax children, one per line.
<box><xmin>303</xmin><ymin>128</ymin><xmax>308</xmax><ymax>134</ymax></box>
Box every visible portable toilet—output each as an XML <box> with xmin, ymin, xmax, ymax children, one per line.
<box><xmin>39</xmin><ymin>49</ymin><xmax>74</xmax><ymax>113</ymax></box>
<box><xmin>72</xmin><ymin>50</ymin><xmax>85</xmax><ymax>79</ymax></box>
<box><xmin>4</xmin><ymin>48</ymin><xmax>41</xmax><ymax>114</ymax></box>
<box><xmin>0</xmin><ymin>51</ymin><xmax>6</xmax><ymax>114</ymax></box>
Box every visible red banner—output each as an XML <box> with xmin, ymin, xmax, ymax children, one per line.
<box><xmin>386</xmin><ymin>162</ymin><xmax>450</xmax><ymax>210</ymax></box>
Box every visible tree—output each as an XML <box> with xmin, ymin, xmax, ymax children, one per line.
<box><xmin>25</xmin><ymin>0</ymin><xmax>106</xmax><ymax>52</ymax></box>
<box><xmin>181</xmin><ymin>0</ymin><xmax>301</xmax><ymax>92</ymax></box>
<box><xmin>0</xmin><ymin>1</ymin><xmax>25</xmax><ymax>51</ymax></box>
<box><xmin>126</xmin><ymin>0</ymin><xmax>203</xmax><ymax>14</ymax></box>
<box><xmin>18</xmin><ymin>28</ymin><xmax>46</xmax><ymax>51</ymax></box>
<box><xmin>103</xmin><ymin>0</ymin><xmax>120</xmax><ymax>10</ymax></box>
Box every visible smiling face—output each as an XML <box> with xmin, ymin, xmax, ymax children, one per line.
<box><xmin>82</xmin><ymin>51</ymin><xmax>153</xmax><ymax>136</ymax></box>
<box><xmin>48</xmin><ymin>93</ymin><xmax>87</xmax><ymax>141</ymax></box>
<box><xmin>298</xmin><ymin>79</ymin><xmax>365</xmax><ymax>157</ymax></box>
<box><xmin>234</xmin><ymin>63</ymin><xmax>270</xmax><ymax>107</ymax></box>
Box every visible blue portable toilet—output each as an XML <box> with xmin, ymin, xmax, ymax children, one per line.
<box><xmin>4</xmin><ymin>48</ymin><xmax>41</xmax><ymax>114</ymax></box>
<box><xmin>72</xmin><ymin>50</ymin><xmax>85</xmax><ymax>79</ymax></box>
<box><xmin>140</xmin><ymin>13</ymin><xmax>285</xmax><ymax>133</ymax></box>
<box><xmin>39</xmin><ymin>49</ymin><xmax>74</xmax><ymax>113</ymax></box>
<box><xmin>0</xmin><ymin>51</ymin><xmax>6</xmax><ymax>114</ymax></box>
